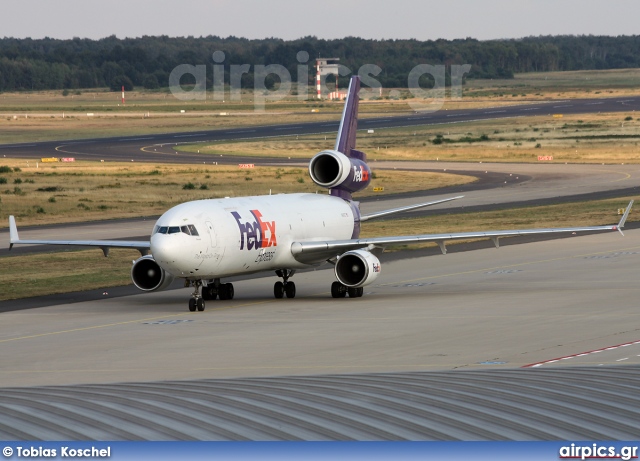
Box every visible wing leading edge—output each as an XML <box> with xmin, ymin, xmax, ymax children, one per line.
<box><xmin>291</xmin><ymin>200</ymin><xmax>634</xmax><ymax>264</ymax></box>
<box><xmin>9</xmin><ymin>216</ymin><xmax>150</xmax><ymax>257</ymax></box>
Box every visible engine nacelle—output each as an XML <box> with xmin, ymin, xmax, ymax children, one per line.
<box><xmin>131</xmin><ymin>255</ymin><xmax>175</xmax><ymax>292</ymax></box>
<box><xmin>308</xmin><ymin>150</ymin><xmax>371</xmax><ymax>193</ymax></box>
<box><xmin>334</xmin><ymin>249</ymin><xmax>381</xmax><ymax>287</ymax></box>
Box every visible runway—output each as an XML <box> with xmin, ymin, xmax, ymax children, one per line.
<box><xmin>2</xmin><ymin>228</ymin><xmax>639</xmax><ymax>389</ymax></box>
<box><xmin>2</xmin><ymin>95</ymin><xmax>640</xmax><ymax>163</ymax></box>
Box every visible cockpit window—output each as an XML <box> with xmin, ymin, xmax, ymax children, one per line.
<box><xmin>154</xmin><ymin>224</ymin><xmax>199</xmax><ymax>236</ymax></box>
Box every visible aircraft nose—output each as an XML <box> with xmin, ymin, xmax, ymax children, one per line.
<box><xmin>151</xmin><ymin>234</ymin><xmax>180</xmax><ymax>267</ymax></box>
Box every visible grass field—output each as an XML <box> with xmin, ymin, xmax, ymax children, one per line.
<box><xmin>0</xmin><ymin>159</ymin><xmax>476</xmax><ymax>227</ymax></box>
<box><xmin>0</xmin><ymin>196</ymin><xmax>633</xmax><ymax>301</ymax></box>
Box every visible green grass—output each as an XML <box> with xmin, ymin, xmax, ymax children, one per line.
<box><xmin>464</xmin><ymin>68</ymin><xmax>640</xmax><ymax>97</ymax></box>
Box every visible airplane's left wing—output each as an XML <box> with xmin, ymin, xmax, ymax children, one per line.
<box><xmin>291</xmin><ymin>200</ymin><xmax>633</xmax><ymax>264</ymax></box>
<box><xmin>9</xmin><ymin>216</ymin><xmax>150</xmax><ymax>257</ymax></box>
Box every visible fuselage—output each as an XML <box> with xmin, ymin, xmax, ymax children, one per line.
<box><xmin>150</xmin><ymin>193</ymin><xmax>356</xmax><ymax>280</ymax></box>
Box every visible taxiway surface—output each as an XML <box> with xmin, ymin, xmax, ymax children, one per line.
<box><xmin>1</xmin><ymin>228</ymin><xmax>639</xmax><ymax>388</ymax></box>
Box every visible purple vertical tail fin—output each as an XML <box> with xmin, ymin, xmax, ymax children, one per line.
<box><xmin>308</xmin><ymin>74</ymin><xmax>370</xmax><ymax>223</ymax></box>
<box><xmin>334</xmin><ymin>76</ymin><xmax>365</xmax><ymax>161</ymax></box>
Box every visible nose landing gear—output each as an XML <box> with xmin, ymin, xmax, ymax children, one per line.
<box><xmin>187</xmin><ymin>280</ymin><xmax>205</xmax><ymax>312</ymax></box>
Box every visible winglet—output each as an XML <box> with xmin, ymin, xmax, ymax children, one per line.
<box><xmin>616</xmin><ymin>200</ymin><xmax>633</xmax><ymax>235</ymax></box>
<box><xmin>9</xmin><ymin>215</ymin><xmax>19</xmax><ymax>250</ymax></box>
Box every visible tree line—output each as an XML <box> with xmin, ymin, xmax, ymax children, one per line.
<box><xmin>0</xmin><ymin>35</ymin><xmax>638</xmax><ymax>92</ymax></box>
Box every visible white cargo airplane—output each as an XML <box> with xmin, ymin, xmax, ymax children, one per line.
<box><xmin>9</xmin><ymin>76</ymin><xmax>634</xmax><ymax>311</ymax></box>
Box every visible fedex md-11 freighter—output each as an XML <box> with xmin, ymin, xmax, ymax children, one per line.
<box><xmin>9</xmin><ymin>76</ymin><xmax>633</xmax><ymax>311</ymax></box>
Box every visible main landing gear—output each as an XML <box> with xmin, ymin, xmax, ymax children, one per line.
<box><xmin>274</xmin><ymin>269</ymin><xmax>296</xmax><ymax>299</ymax></box>
<box><xmin>187</xmin><ymin>278</ymin><xmax>234</xmax><ymax>312</ymax></box>
<box><xmin>331</xmin><ymin>281</ymin><xmax>364</xmax><ymax>299</ymax></box>
<box><xmin>202</xmin><ymin>278</ymin><xmax>235</xmax><ymax>301</ymax></box>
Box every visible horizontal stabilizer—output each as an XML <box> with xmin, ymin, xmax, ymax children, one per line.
<box><xmin>360</xmin><ymin>196</ymin><xmax>463</xmax><ymax>222</ymax></box>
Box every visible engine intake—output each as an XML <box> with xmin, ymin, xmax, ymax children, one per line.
<box><xmin>131</xmin><ymin>255</ymin><xmax>175</xmax><ymax>292</ymax></box>
<box><xmin>309</xmin><ymin>150</ymin><xmax>371</xmax><ymax>193</ymax></box>
<box><xmin>335</xmin><ymin>249</ymin><xmax>381</xmax><ymax>287</ymax></box>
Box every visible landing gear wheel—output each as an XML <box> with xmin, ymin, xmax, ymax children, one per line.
<box><xmin>202</xmin><ymin>286</ymin><xmax>217</xmax><ymax>301</ymax></box>
<box><xmin>188</xmin><ymin>298</ymin><xmax>197</xmax><ymax>312</ymax></box>
<box><xmin>225</xmin><ymin>283</ymin><xmax>234</xmax><ymax>300</ymax></box>
<box><xmin>331</xmin><ymin>281</ymin><xmax>347</xmax><ymax>298</ymax></box>
<box><xmin>274</xmin><ymin>281</ymin><xmax>284</xmax><ymax>299</ymax></box>
<box><xmin>284</xmin><ymin>281</ymin><xmax>296</xmax><ymax>298</ymax></box>
<box><xmin>220</xmin><ymin>283</ymin><xmax>234</xmax><ymax>300</ymax></box>
<box><xmin>196</xmin><ymin>297</ymin><xmax>205</xmax><ymax>311</ymax></box>
<box><xmin>348</xmin><ymin>287</ymin><xmax>364</xmax><ymax>298</ymax></box>
<box><xmin>274</xmin><ymin>269</ymin><xmax>296</xmax><ymax>299</ymax></box>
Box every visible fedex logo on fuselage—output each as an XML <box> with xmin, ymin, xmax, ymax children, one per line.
<box><xmin>231</xmin><ymin>209</ymin><xmax>277</xmax><ymax>250</ymax></box>
<box><xmin>353</xmin><ymin>165</ymin><xmax>369</xmax><ymax>182</ymax></box>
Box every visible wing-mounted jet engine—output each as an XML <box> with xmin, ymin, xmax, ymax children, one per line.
<box><xmin>131</xmin><ymin>255</ymin><xmax>175</xmax><ymax>293</ymax></box>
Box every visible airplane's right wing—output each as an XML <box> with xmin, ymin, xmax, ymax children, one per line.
<box><xmin>9</xmin><ymin>216</ymin><xmax>150</xmax><ymax>257</ymax></box>
<box><xmin>291</xmin><ymin>200</ymin><xmax>634</xmax><ymax>264</ymax></box>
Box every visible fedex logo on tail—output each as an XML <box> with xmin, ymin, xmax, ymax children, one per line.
<box><xmin>353</xmin><ymin>165</ymin><xmax>369</xmax><ymax>182</ymax></box>
<box><xmin>231</xmin><ymin>210</ymin><xmax>277</xmax><ymax>250</ymax></box>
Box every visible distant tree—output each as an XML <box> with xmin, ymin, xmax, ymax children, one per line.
<box><xmin>1</xmin><ymin>35</ymin><xmax>640</xmax><ymax>92</ymax></box>
<box><xmin>142</xmin><ymin>74</ymin><xmax>159</xmax><ymax>89</ymax></box>
<box><xmin>110</xmin><ymin>75</ymin><xmax>133</xmax><ymax>92</ymax></box>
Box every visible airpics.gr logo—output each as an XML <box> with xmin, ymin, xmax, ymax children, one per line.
<box><xmin>231</xmin><ymin>210</ymin><xmax>277</xmax><ymax>250</ymax></box>
<box><xmin>353</xmin><ymin>165</ymin><xmax>369</xmax><ymax>182</ymax></box>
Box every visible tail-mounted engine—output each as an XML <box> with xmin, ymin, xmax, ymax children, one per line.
<box><xmin>334</xmin><ymin>249</ymin><xmax>381</xmax><ymax>287</ymax></box>
<box><xmin>309</xmin><ymin>150</ymin><xmax>371</xmax><ymax>194</ymax></box>
<box><xmin>131</xmin><ymin>255</ymin><xmax>175</xmax><ymax>292</ymax></box>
